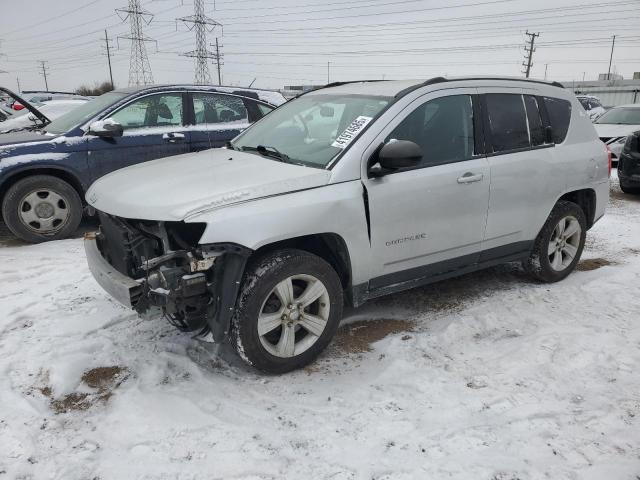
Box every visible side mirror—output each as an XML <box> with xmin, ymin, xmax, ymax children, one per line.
<box><xmin>370</xmin><ymin>140</ymin><xmax>422</xmax><ymax>177</ymax></box>
<box><xmin>88</xmin><ymin>119</ymin><xmax>123</xmax><ymax>138</ymax></box>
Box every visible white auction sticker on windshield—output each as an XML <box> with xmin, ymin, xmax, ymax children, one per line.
<box><xmin>331</xmin><ymin>116</ymin><xmax>373</xmax><ymax>149</ymax></box>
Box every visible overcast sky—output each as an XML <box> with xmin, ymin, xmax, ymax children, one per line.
<box><xmin>0</xmin><ymin>0</ymin><xmax>638</xmax><ymax>92</ymax></box>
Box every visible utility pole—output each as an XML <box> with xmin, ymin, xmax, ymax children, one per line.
<box><xmin>607</xmin><ymin>35</ymin><xmax>616</xmax><ymax>80</ymax></box>
<box><xmin>214</xmin><ymin>37</ymin><xmax>222</xmax><ymax>84</ymax></box>
<box><xmin>116</xmin><ymin>0</ymin><xmax>155</xmax><ymax>86</ymax></box>
<box><xmin>38</xmin><ymin>61</ymin><xmax>49</xmax><ymax>91</ymax></box>
<box><xmin>522</xmin><ymin>31</ymin><xmax>539</xmax><ymax>78</ymax></box>
<box><xmin>16</xmin><ymin>76</ymin><xmax>21</xmax><ymax>92</ymax></box>
<box><xmin>327</xmin><ymin>61</ymin><xmax>330</xmax><ymax>83</ymax></box>
<box><xmin>178</xmin><ymin>0</ymin><xmax>222</xmax><ymax>85</ymax></box>
<box><xmin>544</xmin><ymin>63</ymin><xmax>548</xmax><ymax>80</ymax></box>
<box><xmin>103</xmin><ymin>29</ymin><xmax>115</xmax><ymax>87</ymax></box>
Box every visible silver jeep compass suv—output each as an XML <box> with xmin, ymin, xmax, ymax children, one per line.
<box><xmin>84</xmin><ymin>77</ymin><xmax>610</xmax><ymax>373</ymax></box>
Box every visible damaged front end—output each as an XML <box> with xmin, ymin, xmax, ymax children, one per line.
<box><xmin>85</xmin><ymin>212</ymin><xmax>251</xmax><ymax>342</ymax></box>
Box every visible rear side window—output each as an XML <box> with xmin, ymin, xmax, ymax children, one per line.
<box><xmin>543</xmin><ymin>97</ymin><xmax>572</xmax><ymax>143</ymax></box>
<box><xmin>192</xmin><ymin>93</ymin><xmax>249</xmax><ymax>125</ymax></box>
<box><xmin>524</xmin><ymin>95</ymin><xmax>545</xmax><ymax>146</ymax></box>
<box><xmin>485</xmin><ymin>93</ymin><xmax>529</xmax><ymax>152</ymax></box>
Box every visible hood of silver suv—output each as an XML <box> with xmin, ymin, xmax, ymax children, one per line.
<box><xmin>86</xmin><ymin>148</ymin><xmax>331</xmax><ymax>221</ymax></box>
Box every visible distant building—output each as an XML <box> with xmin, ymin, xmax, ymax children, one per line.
<box><xmin>598</xmin><ymin>73</ymin><xmax>624</xmax><ymax>81</ymax></box>
<box><xmin>567</xmin><ymin>78</ymin><xmax>640</xmax><ymax>107</ymax></box>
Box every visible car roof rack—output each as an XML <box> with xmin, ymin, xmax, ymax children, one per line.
<box><xmin>395</xmin><ymin>76</ymin><xmax>565</xmax><ymax>99</ymax></box>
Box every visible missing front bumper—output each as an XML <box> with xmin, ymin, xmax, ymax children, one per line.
<box><xmin>84</xmin><ymin>232</ymin><xmax>143</xmax><ymax>308</ymax></box>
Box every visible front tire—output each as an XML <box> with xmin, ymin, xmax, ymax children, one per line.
<box><xmin>525</xmin><ymin>200</ymin><xmax>586</xmax><ymax>283</ymax></box>
<box><xmin>1</xmin><ymin>175</ymin><xmax>83</xmax><ymax>243</ymax></box>
<box><xmin>231</xmin><ymin>249</ymin><xmax>343</xmax><ymax>374</ymax></box>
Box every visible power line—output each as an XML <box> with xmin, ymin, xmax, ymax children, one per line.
<box><xmin>178</xmin><ymin>0</ymin><xmax>222</xmax><ymax>85</ymax></box>
<box><xmin>117</xmin><ymin>0</ymin><xmax>155</xmax><ymax>86</ymax></box>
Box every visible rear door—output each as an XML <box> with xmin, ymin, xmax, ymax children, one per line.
<box><xmin>189</xmin><ymin>92</ymin><xmax>272</xmax><ymax>152</ymax></box>
<box><xmin>87</xmin><ymin>92</ymin><xmax>190</xmax><ymax>181</ymax></box>
<box><xmin>478</xmin><ymin>89</ymin><xmax>563</xmax><ymax>256</ymax></box>
<box><xmin>363</xmin><ymin>89</ymin><xmax>491</xmax><ymax>287</ymax></box>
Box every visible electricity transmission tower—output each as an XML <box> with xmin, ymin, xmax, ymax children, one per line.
<box><xmin>522</xmin><ymin>31</ymin><xmax>539</xmax><ymax>79</ymax></box>
<box><xmin>178</xmin><ymin>0</ymin><xmax>222</xmax><ymax>85</ymax></box>
<box><xmin>117</xmin><ymin>0</ymin><xmax>155</xmax><ymax>86</ymax></box>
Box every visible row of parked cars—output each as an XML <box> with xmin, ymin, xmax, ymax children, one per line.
<box><xmin>1</xmin><ymin>77</ymin><xmax>637</xmax><ymax>373</ymax></box>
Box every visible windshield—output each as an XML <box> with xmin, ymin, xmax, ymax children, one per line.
<box><xmin>232</xmin><ymin>93</ymin><xmax>391</xmax><ymax>168</ymax></box>
<box><xmin>595</xmin><ymin>107</ymin><xmax>640</xmax><ymax>125</ymax></box>
<box><xmin>44</xmin><ymin>91</ymin><xmax>128</xmax><ymax>135</ymax></box>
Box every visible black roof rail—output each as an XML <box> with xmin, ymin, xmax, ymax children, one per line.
<box><xmin>395</xmin><ymin>76</ymin><xmax>566</xmax><ymax>99</ymax></box>
<box><xmin>395</xmin><ymin>77</ymin><xmax>448</xmax><ymax>98</ymax></box>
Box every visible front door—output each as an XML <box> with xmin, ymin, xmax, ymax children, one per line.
<box><xmin>87</xmin><ymin>92</ymin><xmax>190</xmax><ymax>181</ymax></box>
<box><xmin>363</xmin><ymin>90</ymin><xmax>490</xmax><ymax>289</ymax></box>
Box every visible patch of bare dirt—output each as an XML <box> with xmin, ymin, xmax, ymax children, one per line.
<box><xmin>35</xmin><ymin>366</ymin><xmax>129</xmax><ymax>414</ymax></box>
<box><xmin>577</xmin><ymin>258</ymin><xmax>616</xmax><ymax>271</ymax></box>
<box><xmin>611</xmin><ymin>187</ymin><xmax>640</xmax><ymax>203</ymax></box>
<box><xmin>331</xmin><ymin>319</ymin><xmax>416</xmax><ymax>354</ymax></box>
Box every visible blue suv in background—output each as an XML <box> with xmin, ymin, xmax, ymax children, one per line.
<box><xmin>0</xmin><ymin>85</ymin><xmax>285</xmax><ymax>243</ymax></box>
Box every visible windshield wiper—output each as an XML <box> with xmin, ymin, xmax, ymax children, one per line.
<box><xmin>241</xmin><ymin>144</ymin><xmax>290</xmax><ymax>163</ymax></box>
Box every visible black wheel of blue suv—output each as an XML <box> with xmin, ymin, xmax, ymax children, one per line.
<box><xmin>2</xmin><ymin>175</ymin><xmax>83</xmax><ymax>243</ymax></box>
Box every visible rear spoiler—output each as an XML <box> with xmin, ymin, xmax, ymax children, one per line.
<box><xmin>0</xmin><ymin>86</ymin><xmax>51</xmax><ymax>126</ymax></box>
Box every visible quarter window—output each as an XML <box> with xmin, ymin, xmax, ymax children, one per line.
<box><xmin>524</xmin><ymin>95</ymin><xmax>546</xmax><ymax>146</ymax></box>
<box><xmin>110</xmin><ymin>93</ymin><xmax>183</xmax><ymax>130</ymax></box>
<box><xmin>543</xmin><ymin>97</ymin><xmax>572</xmax><ymax>143</ymax></box>
<box><xmin>192</xmin><ymin>93</ymin><xmax>249</xmax><ymax>125</ymax></box>
<box><xmin>386</xmin><ymin>94</ymin><xmax>474</xmax><ymax>168</ymax></box>
<box><xmin>485</xmin><ymin>93</ymin><xmax>530</xmax><ymax>152</ymax></box>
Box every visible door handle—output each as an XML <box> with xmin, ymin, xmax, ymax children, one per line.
<box><xmin>457</xmin><ymin>172</ymin><xmax>483</xmax><ymax>184</ymax></box>
<box><xmin>162</xmin><ymin>132</ymin><xmax>186</xmax><ymax>143</ymax></box>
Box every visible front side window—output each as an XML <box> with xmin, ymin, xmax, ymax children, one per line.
<box><xmin>110</xmin><ymin>93</ymin><xmax>183</xmax><ymax>130</ymax></box>
<box><xmin>192</xmin><ymin>93</ymin><xmax>248</xmax><ymax>125</ymax></box>
<box><xmin>543</xmin><ymin>97</ymin><xmax>572</xmax><ymax>143</ymax></box>
<box><xmin>485</xmin><ymin>93</ymin><xmax>530</xmax><ymax>152</ymax></box>
<box><xmin>232</xmin><ymin>93</ymin><xmax>390</xmax><ymax>168</ymax></box>
<box><xmin>385</xmin><ymin>94</ymin><xmax>474</xmax><ymax>167</ymax></box>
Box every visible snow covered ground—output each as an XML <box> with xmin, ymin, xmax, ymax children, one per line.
<box><xmin>1</xmin><ymin>173</ymin><xmax>639</xmax><ymax>480</ymax></box>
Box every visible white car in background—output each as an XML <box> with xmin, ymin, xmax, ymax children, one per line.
<box><xmin>594</xmin><ymin>104</ymin><xmax>640</xmax><ymax>161</ymax></box>
<box><xmin>0</xmin><ymin>99</ymin><xmax>88</xmax><ymax>134</ymax></box>
<box><xmin>576</xmin><ymin>95</ymin><xmax>606</xmax><ymax>121</ymax></box>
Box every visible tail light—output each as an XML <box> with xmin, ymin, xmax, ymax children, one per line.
<box><xmin>605</xmin><ymin>143</ymin><xmax>612</xmax><ymax>177</ymax></box>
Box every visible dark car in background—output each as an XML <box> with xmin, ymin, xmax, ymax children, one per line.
<box><xmin>618</xmin><ymin>130</ymin><xmax>640</xmax><ymax>194</ymax></box>
<box><xmin>0</xmin><ymin>85</ymin><xmax>285</xmax><ymax>243</ymax></box>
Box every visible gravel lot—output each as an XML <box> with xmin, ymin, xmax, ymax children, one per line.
<box><xmin>1</xmin><ymin>172</ymin><xmax>639</xmax><ymax>480</ymax></box>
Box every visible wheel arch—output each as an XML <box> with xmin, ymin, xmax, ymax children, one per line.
<box><xmin>557</xmin><ymin>188</ymin><xmax>596</xmax><ymax>229</ymax></box>
<box><xmin>252</xmin><ymin>232</ymin><xmax>353</xmax><ymax>293</ymax></box>
<box><xmin>0</xmin><ymin>167</ymin><xmax>86</xmax><ymax>208</ymax></box>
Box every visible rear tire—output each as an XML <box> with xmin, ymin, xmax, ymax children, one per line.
<box><xmin>1</xmin><ymin>175</ymin><xmax>82</xmax><ymax>243</ymax></box>
<box><xmin>231</xmin><ymin>249</ymin><xmax>343</xmax><ymax>374</ymax></box>
<box><xmin>619</xmin><ymin>181</ymin><xmax>640</xmax><ymax>194</ymax></box>
<box><xmin>525</xmin><ymin>200</ymin><xmax>586</xmax><ymax>283</ymax></box>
